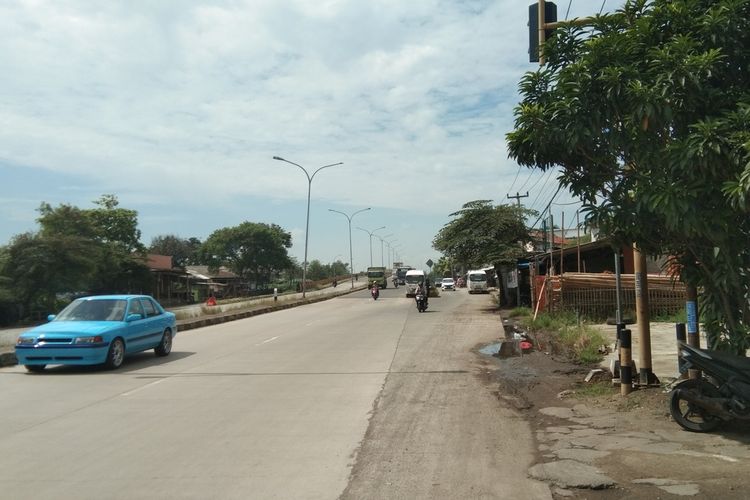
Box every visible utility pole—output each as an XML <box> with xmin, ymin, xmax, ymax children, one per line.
<box><xmin>507</xmin><ymin>192</ymin><xmax>529</xmax><ymax>306</ymax></box>
<box><xmin>507</xmin><ymin>192</ymin><xmax>529</xmax><ymax>206</ymax></box>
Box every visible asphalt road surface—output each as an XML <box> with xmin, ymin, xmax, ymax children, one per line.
<box><xmin>0</xmin><ymin>287</ymin><xmax>551</xmax><ymax>500</ymax></box>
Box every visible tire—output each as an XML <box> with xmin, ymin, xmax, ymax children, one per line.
<box><xmin>25</xmin><ymin>364</ymin><xmax>46</xmax><ymax>373</ymax></box>
<box><xmin>104</xmin><ymin>337</ymin><xmax>125</xmax><ymax>370</ymax></box>
<box><xmin>669</xmin><ymin>378</ymin><xmax>723</xmax><ymax>432</ymax></box>
<box><xmin>155</xmin><ymin>328</ymin><xmax>172</xmax><ymax>357</ymax></box>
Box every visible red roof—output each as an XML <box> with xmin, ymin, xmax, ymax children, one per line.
<box><xmin>147</xmin><ymin>254</ymin><xmax>173</xmax><ymax>271</ymax></box>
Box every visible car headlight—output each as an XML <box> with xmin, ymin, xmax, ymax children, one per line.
<box><xmin>17</xmin><ymin>337</ymin><xmax>35</xmax><ymax>345</ymax></box>
<box><xmin>74</xmin><ymin>336</ymin><xmax>104</xmax><ymax>344</ymax></box>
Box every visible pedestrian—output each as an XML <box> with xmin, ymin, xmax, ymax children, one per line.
<box><xmin>206</xmin><ymin>293</ymin><xmax>217</xmax><ymax>306</ymax></box>
<box><xmin>273</xmin><ymin>287</ymin><xmax>278</xmax><ymax>302</ymax></box>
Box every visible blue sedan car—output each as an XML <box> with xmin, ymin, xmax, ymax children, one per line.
<box><xmin>15</xmin><ymin>295</ymin><xmax>177</xmax><ymax>372</ymax></box>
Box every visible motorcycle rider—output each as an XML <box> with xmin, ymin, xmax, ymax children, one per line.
<box><xmin>415</xmin><ymin>281</ymin><xmax>428</xmax><ymax>308</ymax></box>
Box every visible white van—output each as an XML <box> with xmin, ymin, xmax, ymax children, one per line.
<box><xmin>404</xmin><ymin>269</ymin><xmax>426</xmax><ymax>297</ymax></box>
<box><xmin>467</xmin><ymin>270</ymin><xmax>488</xmax><ymax>294</ymax></box>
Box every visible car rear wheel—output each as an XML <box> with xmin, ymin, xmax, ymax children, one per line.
<box><xmin>25</xmin><ymin>364</ymin><xmax>46</xmax><ymax>373</ymax></box>
<box><xmin>155</xmin><ymin>328</ymin><xmax>172</xmax><ymax>357</ymax></box>
<box><xmin>105</xmin><ymin>338</ymin><xmax>125</xmax><ymax>370</ymax></box>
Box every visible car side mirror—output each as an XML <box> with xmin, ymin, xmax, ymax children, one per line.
<box><xmin>126</xmin><ymin>313</ymin><xmax>143</xmax><ymax>322</ymax></box>
<box><xmin>47</xmin><ymin>314</ymin><xmax>56</xmax><ymax>322</ymax></box>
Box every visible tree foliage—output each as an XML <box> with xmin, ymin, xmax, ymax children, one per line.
<box><xmin>506</xmin><ymin>0</ymin><xmax>750</xmax><ymax>351</ymax></box>
<box><xmin>305</xmin><ymin>259</ymin><xmax>350</xmax><ymax>281</ymax></box>
<box><xmin>0</xmin><ymin>195</ymin><xmax>151</xmax><ymax>316</ymax></box>
<box><xmin>201</xmin><ymin>222</ymin><xmax>293</xmax><ymax>287</ymax></box>
<box><xmin>149</xmin><ymin>235</ymin><xmax>203</xmax><ymax>267</ymax></box>
<box><xmin>432</xmin><ymin>200</ymin><xmax>535</xmax><ymax>269</ymax></box>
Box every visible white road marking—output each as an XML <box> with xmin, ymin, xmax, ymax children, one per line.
<box><xmin>122</xmin><ymin>378</ymin><xmax>166</xmax><ymax>396</ymax></box>
<box><xmin>258</xmin><ymin>336</ymin><xmax>279</xmax><ymax>345</ymax></box>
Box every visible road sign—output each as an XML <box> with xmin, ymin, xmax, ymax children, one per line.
<box><xmin>426</xmin><ymin>259</ymin><xmax>433</xmax><ymax>268</ymax></box>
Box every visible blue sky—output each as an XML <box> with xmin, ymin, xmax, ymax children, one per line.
<box><xmin>0</xmin><ymin>0</ymin><xmax>609</xmax><ymax>272</ymax></box>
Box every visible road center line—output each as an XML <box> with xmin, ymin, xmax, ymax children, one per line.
<box><xmin>122</xmin><ymin>378</ymin><xmax>166</xmax><ymax>396</ymax></box>
<box><xmin>258</xmin><ymin>336</ymin><xmax>279</xmax><ymax>345</ymax></box>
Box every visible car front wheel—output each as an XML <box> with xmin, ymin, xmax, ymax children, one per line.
<box><xmin>105</xmin><ymin>338</ymin><xmax>125</xmax><ymax>370</ymax></box>
<box><xmin>155</xmin><ymin>329</ymin><xmax>172</xmax><ymax>357</ymax></box>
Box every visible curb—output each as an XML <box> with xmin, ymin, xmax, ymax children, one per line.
<box><xmin>0</xmin><ymin>285</ymin><xmax>368</xmax><ymax>368</ymax></box>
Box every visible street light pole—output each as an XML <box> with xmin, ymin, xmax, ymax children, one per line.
<box><xmin>273</xmin><ymin>156</ymin><xmax>343</xmax><ymax>298</ymax></box>
<box><xmin>377</xmin><ymin>233</ymin><xmax>394</xmax><ymax>267</ymax></box>
<box><xmin>356</xmin><ymin>226</ymin><xmax>385</xmax><ymax>267</ymax></box>
<box><xmin>328</xmin><ymin>207</ymin><xmax>371</xmax><ymax>289</ymax></box>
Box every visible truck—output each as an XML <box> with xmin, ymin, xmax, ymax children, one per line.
<box><xmin>395</xmin><ymin>266</ymin><xmax>413</xmax><ymax>285</ymax></box>
<box><xmin>366</xmin><ymin>267</ymin><xmax>387</xmax><ymax>288</ymax></box>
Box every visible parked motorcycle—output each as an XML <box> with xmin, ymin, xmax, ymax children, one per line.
<box><xmin>415</xmin><ymin>292</ymin><xmax>427</xmax><ymax>312</ymax></box>
<box><xmin>371</xmin><ymin>285</ymin><xmax>380</xmax><ymax>300</ymax></box>
<box><xmin>669</xmin><ymin>343</ymin><xmax>750</xmax><ymax>432</ymax></box>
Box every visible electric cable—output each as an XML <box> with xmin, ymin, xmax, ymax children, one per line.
<box><xmin>565</xmin><ymin>0</ymin><xmax>572</xmax><ymax>19</ymax></box>
<box><xmin>599</xmin><ymin>0</ymin><xmax>607</xmax><ymax>15</ymax></box>
<box><xmin>505</xmin><ymin>164</ymin><xmax>523</xmax><ymax>196</ymax></box>
<box><xmin>528</xmin><ymin>169</ymin><xmax>558</xmax><ymax>210</ymax></box>
<box><xmin>529</xmin><ymin>183</ymin><xmax>564</xmax><ymax>231</ymax></box>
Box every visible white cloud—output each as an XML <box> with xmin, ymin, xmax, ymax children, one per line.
<box><xmin>0</xmin><ymin>0</ymin><xmax>605</xmax><ymax>260</ymax></box>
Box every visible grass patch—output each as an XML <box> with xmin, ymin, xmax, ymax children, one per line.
<box><xmin>573</xmin><ymin>381</ymin><xmax>615</xmax><ymax>398</ymax></box>
<box><xmin>652</xmin><ymin>310</ymin><xmax>687</xmax><ymax>323</ymax></box>
<box><xmin>512</xmin><ymin>310</ymin><xmax>608</xmax><ymax>365</ymax></box>
<box><xmin>508</xmin><ymin>307</ymin><xmax>531</xmax><ymax>318</ymax></box>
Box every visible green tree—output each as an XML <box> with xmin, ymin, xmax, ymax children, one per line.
<box><xmin>433</xmin><ymin>200</ymin><xmax>534</xmax><ymax>270</ymax></box>
<box><xmin>306</xmin><ymin>260</ymin><xmax>328</xmax><ymax>281</ymax></box>
<box><xmin>149</xmin><ymin>235</ymin><xmax>202</xmax><ymax>267</ymax></box>
<box><xmin>2</xmin><ymin>232</ymin><xmax>98</xmax><ymax>315</ymax></box>
<box><xmin>201</xmin><ymin>222</ymin><xmax>293</xmax><ymax>287</ymax></box>
<box><xmin>506</xmin><ymin>0</ymin><xmax>750</xmax><ymax>351</ymax></box>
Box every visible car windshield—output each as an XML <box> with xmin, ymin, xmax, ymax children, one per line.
<box><xmin>469</xmin><ymin>274</ymin><xmax>486</xmax><ymax>282</ymax></box>
<box><xmin>405</xmin><ymin>276</ymin><xmax>423</xmax><ymax>284</ymax></box>
<box><xmin>368</xmin><ymin>271</ymin><xmax>384</xmax><ymax>278</ymax></box>
<box><xmin>442</xmin><ymin>279</ymin><xmax>454</xmax><ymax>283</ymax></box>
<box><xmin>55</xmin><ymin>299</ymin><xmax>128</xmax><ymax>322</ymax></box>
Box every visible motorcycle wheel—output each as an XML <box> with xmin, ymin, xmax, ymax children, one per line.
<box><xmin>669</xmin><ymin>378</ymin><xmax>723</xmax><ymax>432</ymax></box>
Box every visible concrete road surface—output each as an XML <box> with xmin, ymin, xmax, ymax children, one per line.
<box><xmin>0</xmin><ymin>287</ymin><xmax>550</xmax><ymax>500</ymax></box>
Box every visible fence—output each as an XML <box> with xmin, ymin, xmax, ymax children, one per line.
<box><xmin>539</xmin><ymin>273</ymin><xmax>685</xmax><ymax>320</ymax></box>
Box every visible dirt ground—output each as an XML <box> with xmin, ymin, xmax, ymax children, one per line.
<box><xmin>489</xmin><ymin>312</ymin><xmax>750</xmax><ymax>499</ymax></box>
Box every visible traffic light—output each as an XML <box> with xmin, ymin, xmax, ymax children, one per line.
<box><xmin>528</xmin><ymin>2</ymin><xmax>558</xmax><ymax>63</ymax></box>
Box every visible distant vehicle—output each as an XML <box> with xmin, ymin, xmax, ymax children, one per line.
<box><xmin>395</xmin><ymin>266</ymin><xmax>413</xmax><ymax>285</ymax></box>
<box><xmin>366</xmin><ymin>266</ymin><xmax>387</xmax><ymax>288</ymax></box>
<box><xmin>467</xmin><ymin>270</ymin><xmax>488</xmax><ymax>294</ymax></box>
<box><xmin>15</xmin><ymin>295</ymin><xmax>177</xmax><ymax>372</ymax></box>
<box><xmin>404</xmin><ymin>269</ymin><xmax>426</xmax><ymax>297</ymax></box>
<box><xmin>434</xmin><ymin>278</ymin><xmax>443</xmax><ymax>287</ymax></box>
<box><xmin>441</xmin><ymin>278</ymin><xmax>456</xmax><ymax>291</ymax></box>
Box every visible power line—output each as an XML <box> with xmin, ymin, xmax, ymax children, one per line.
<box><xmin>526</xmin><ymin>168</ymin><xmax>556</xmax><ymax>207</ymax></box>
<box><xmin>529</xmin><ymin>183</ymin><xmax>564</xmax><ymax>230</ymax></box>
<box><xmin>505</xmin><ymin>165</ymin><xmax>523</xmax><ymax>196</ymax></box>
<box><xmin>565</xmin><ymin>0</ymin><xmax>572</xmax><ymax>18</ymax></box>
<box><xmin>528</xmin><ymin>169</ymin><xmax>558</xmax><ymax>210</ymax></box>
<box><xmin>516</xmin><ymin>168</ymin><xmax>536</xmax><ymax>192</ymax></box>
<box><xmin>599</xmin><ymin>0</ymin><xmax>607</xmax><ymax>15</ymax></box>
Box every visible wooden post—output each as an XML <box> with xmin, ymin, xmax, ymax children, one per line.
<box><xmin>633</xmin><ymin>243</ymin><xmax>654</xmax><ymax>385</ymax></box>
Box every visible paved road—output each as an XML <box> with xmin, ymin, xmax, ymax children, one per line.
<box><xmin>0</xmin><ymin>287</ymin><xmax>550</xmax><ymax>499</ymax></box>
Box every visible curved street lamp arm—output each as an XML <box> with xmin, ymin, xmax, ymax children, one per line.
<box><xmin>310</xmin><ymin>162</ymin><xmax>344</xmax><ymax>182</ymax></box>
